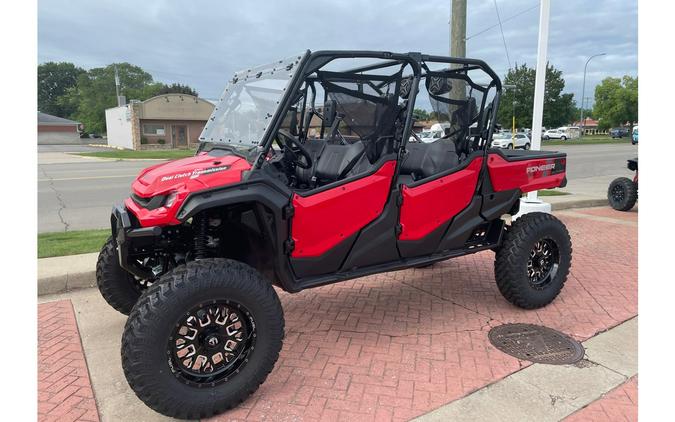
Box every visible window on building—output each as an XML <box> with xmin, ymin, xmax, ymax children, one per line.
<box><xmin>143</xmin><ymin>124</ymin><xmax>165</xmax><ymax>135</ymax></box>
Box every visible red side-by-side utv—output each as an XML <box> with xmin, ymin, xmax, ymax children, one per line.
<box><xmin>96</xmin><ymin>50</ymin><xmax>571</xmax><ymax>418</ymax></box>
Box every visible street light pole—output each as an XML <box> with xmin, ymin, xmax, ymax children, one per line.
<box><xmin>579</xmin><ymin>53</ymin><xmax>605</xmax><ymax>137</ymax></box>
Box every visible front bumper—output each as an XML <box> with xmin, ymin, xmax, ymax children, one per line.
<box><xmin>111</xmin><ymin>204</ymin><xmax>162</xmax><ymax>279</ymax></box>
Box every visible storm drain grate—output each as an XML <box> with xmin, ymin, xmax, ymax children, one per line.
<box><xmin>488</xmin><ymin>323</ymin><xmax>584</xmax><ymax>365</ymax></box>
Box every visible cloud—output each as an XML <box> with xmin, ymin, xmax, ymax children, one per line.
<box><xmin>38</xmin><ymin>0</ymin><xmax>637</xmax><ymax>105</ymax></box>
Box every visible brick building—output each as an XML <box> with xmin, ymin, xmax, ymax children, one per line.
<box><xmin>38</xmin><ymin>112</ymin><xmax>82</xmax><ymax>144</ymax></box>
<box><xmin>105</xmin><ymin>94</ymin><xmax>214</xmax><ymax>150</ymax></box>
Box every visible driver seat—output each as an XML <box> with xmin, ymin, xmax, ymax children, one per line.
<box><xmin>296</xmin><ymin>140</ymin><xmax>365</xmax><ymax>186</ymax></box>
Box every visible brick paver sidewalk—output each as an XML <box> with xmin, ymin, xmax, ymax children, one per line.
<box><xmin>36</xmin><ymin>206</ymin><xmax>636</xmax><ymax>422</ymax></box>
<box><xmin>565</xmin><ymin>376</ymin><xmax>638</xmax><ymax>421</ymax></box>
<box><xmin>208</xmin><ymin>207</ymin><xmax>637</xmax><ymax>421</ymax></box>
<box><xmin>38</xmin><ymin>300</ymin><xmax>99</xmax><ymax>422</ymax></box>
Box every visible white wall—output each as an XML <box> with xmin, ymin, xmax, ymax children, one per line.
<box><xmin>105</xmin><ymin>106</ymin><xmax>134</xmax><ymax>149</ymax></box>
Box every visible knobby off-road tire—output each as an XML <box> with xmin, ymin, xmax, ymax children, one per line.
<box><xmin>121</xmin><ymin>258</ymin><xmax>284</xmax><ymax>419</ymax></box>
<box><xmin>494</xmin><ymin>212</ymin><xmax>572</xmax><ymax>309</ymax></box>
<box><xmin>608</xmin><ymin>177</ymin><xmax>638</xmax><ymax>211</ymax></box>
<box><xmin>96</xmin><ymin>237</ymin><xmax>143</xmax><ymax>315</ymax></box>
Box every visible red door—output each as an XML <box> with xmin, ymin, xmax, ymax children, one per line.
<box><xmin>398</xmin><ymin>157</ymin><xmax>483</xmax><ymax>241</ymax></box>
<box><xmin>290</xmin><ymin>161</ymin><xmax>395</xmax><ymax>258</ymax></box>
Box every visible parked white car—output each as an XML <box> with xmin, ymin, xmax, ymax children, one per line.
<box><xmin>409</xmin><ymin>122</ymin><xmax>450</xmax><ymax>143</ymax></box>
<box><xmin>491</xmin><ymin>132</ymin><xmax>531</xmax><ymax>149</ymax></box>
<box><xmin>543</xmin><ymin>128</ymin><xmax>568</xmax><ymax>140</ymax></box>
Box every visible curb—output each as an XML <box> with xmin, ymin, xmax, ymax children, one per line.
<box><xmin>550</xmin><ymin>197</ymin><xmax>608</xmax><ymax>211</ymax></box>
<box><xmin>38</xmin><ymin>270</ymin><xmax>97</xmax><ymax>296</ymax></box>
<box><xmin>38</xmin><ymin>252</ymin><xmax>98</xmax><ymax>296</ymax></box>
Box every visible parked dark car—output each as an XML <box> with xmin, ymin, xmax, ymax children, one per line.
<box><xmin>609</xmin><ymin>128</ymin><xmax>629</xmax><ymax>138</ymax></box>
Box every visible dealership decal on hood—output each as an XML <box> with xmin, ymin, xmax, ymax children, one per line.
<box><xmin>160</xmin><ymin>165</ymin><xmax>230</xmax><ymax>182</ymax></box>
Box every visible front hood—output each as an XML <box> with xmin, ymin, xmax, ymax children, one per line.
<box><xmin>131</xmin><ymin>152</ymin><xmax>252</xmax><ymax>198</ymax></box>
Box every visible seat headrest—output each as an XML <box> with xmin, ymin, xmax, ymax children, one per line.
<box><xmin>400</xmin><ymin>77</ymin><xmax>413</xmax><ymax>99</ymax></box>
<box><xmin>427</xmin><ymin>76</ymin><xmax>452</xmax><ymax>96</ymax></box>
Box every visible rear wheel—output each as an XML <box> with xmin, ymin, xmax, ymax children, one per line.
<box><xmin>96</xmin><ymin>237</ymin><xmax>148</xmax><ymax>315</ymax></box>
<box><xmin>608</xmin><ymin>177</ymin><xmax>638</xmax><ymax>211</ymax></box>
<box><xmin>494</xmin><ymin>213</ymin><xmax>572</xmax><ymax>309</ymax></box>
<box><xmin>560</xmin><ymin>135</ymin><xmax>567</xmax><ymax>141</ymax></box>
<box><xmin>121</xmin><ymin>258</ymin><xmax>284</xmax><ymax>419</ymax></box>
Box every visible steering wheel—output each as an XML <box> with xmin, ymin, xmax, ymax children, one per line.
<box><xmin>276</xmin><ymin>129</ymin><xmax>313</xmax><ymax>169</ymax></box>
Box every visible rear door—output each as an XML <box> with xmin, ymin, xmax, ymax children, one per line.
<box><xmin>396</xmin><ymin>155</ymin><xmax>483</xmax><ymax>257</ymax></box>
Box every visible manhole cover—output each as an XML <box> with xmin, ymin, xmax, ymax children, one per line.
<box><xmin>488</xmin><ymin>323</ymin><xmax>584</xmax><ymax>365</ymax></box>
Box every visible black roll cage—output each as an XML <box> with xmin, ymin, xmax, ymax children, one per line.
<box><xmin>253</xmin><ymin>50</ymin><xmax>502</xmax><ymax>170</ymax></box>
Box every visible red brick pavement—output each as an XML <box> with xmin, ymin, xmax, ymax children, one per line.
<box><xmin>209</xmin><ymin>208</ymin><xmax>638</xmax><ymax>421</ymax></box>
<box><xmin>565</xmin><ymin>376</ymin><xmax>638</xmax><ymax>422</ymax></box>
<box><xmin>38</xmin><ymin>300</ymin><xmax>99</xmax><ymax>422</ymax></box>
<box><xmin>571</xmin><ymin>206</ymin><xmax>638</xmax><ymax>222</ymax></box>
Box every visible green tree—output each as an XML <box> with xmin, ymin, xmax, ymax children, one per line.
<box><xmin>59</xmin><ymin>63</ymin><xmax>155</xmax><ymax>133</ymax></box>
<box><xmin>413</xmin><ymin>108</ymin><xmax>430</xmax><ymax>121</ymax></box>
<box><xmin>593</xmin><ymin>76</ymin><xmax>638</xmax><ymax>131</ymax></box>
<box><xmin>497</xmin><ymin>63</ymin><xmax>576</xmax><ymax>129</ymax></box>
<box><xmin>38</xmin><ymin>62</ymin><xmax>85</xmax><ymax>117</ymax></box>
<box><xmin>155</xmin><ymin>83</ymin><xmax>199</xmax><ymax>96</ymax></box>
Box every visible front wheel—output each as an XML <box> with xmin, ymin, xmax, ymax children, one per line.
<box><xmin>508</xmin><ymin>143</ymin><xmax>515</xmax><ymax>149</ymax></box>
<box><xmin>543</xmin><ymin>136</ymin><xmax>549</xmax><ymax>140</ymax></box>
<box><xmin>121</xmin><ymin>259</ymin><xmax>284</xmax><ymax>419</ymax></box>
<box><xmin>96</xmin><ymin>237</ymin><xmax>148</xmax><ymax>315</ymax></box>
<box><xmin>524</xmin><ymin>143</ymin><xmax>531</xmax><ymax>150</ymax></box>
<box><xmin>608</xmin><ymin>177</ymin><xmax>638</xmax><ymax>211</ymax></box>
<box><xmin>494</xmin><ymin>213</ymin><xmax>572</xmax><ymax>309</ymax></box>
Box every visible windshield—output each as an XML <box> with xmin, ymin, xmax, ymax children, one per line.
<box><xmin>199</xmin><ymin>53</ymin><xmax>304</xmax><ymax>147</ymax></box>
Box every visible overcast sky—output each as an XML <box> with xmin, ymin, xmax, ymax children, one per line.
<box><xmin>38</xmin><ymin>0</ymin><xmax>637</xmax><ymax>107</ymax></box>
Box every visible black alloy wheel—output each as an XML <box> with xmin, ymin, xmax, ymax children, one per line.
<box><xmin>527</xmin><ymin>238</ymin><xmax>560</xmax><ymax>290</ymax></box>
<box><xmin>170</xmin><ymin>300</ymin><xmax>256</xmax><ymax>387</ymax></box>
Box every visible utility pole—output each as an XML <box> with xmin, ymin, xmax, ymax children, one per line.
<box><xmin>450</xmin><ymin>0</ymin><xmax>466</xmax><ymax>59</ymax></box>
<box><xmin>114</xmin><ymin>64</ymin><xmax>124</xmax><ymax>107</ymax></box>
<box><xmin>514</xmin><ymin>0</ymin><xmax>552</xmax><ymax>219</ymax></box>
<box><xmin>449</xmin><ymin>0</ymin><xmax>467</xmax><ymax>124</ymax></box>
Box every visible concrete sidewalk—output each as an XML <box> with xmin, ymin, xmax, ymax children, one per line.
<box><xmin>37</xmin><ymin>206</ymin><xmax>638</xmax><ymax>421</ymax></box>
<box><xmin>416</xmin><ymin>318</ymin><xmax>637</xmax><ymax>421</ymax></box>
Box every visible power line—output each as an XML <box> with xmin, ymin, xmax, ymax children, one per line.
<box><xmin>465</xmin><ymin>3</ymin><xmax>539</xmax><ymax>41</ymax></box>
<box><xmin>493</xmin><ymin>0</ymin><xmax>512</xmax><ymax>69</ymax></box>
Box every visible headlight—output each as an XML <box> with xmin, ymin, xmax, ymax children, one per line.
<box><xmin>164</xmin><ymin>191</ymin><xmax>178</xmax><ymax>208</ymax></box>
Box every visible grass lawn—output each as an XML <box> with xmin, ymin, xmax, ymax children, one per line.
<box><xmin>538</xmin><ymin>189</ymin><xmax>571</xmax><ymax>196</ymax></box>
<box><xmin>38</xmin><ymin>229</ymin><xmax>110</xmax><ymax>258</ymax></box>
<box><xmin>543</xmin><ymin>135</ymin><xmax>632</xmax><ymax>146</ymax></box>
<box><xmin>76</xmin><ymin>149</ymin><xmax>196</xmax><ymax>160</ymax></box>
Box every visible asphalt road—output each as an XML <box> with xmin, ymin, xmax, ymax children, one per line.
<box><xmin>37</xmin><ymin>143</ymin><xmax>638</xmax><ymax>233</ymax></box>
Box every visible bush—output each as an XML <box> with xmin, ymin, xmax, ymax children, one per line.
<box><xmin>140</xmin><ymin>136</ymin><xmax>148</xmax><ymax>145</ymax></box>
<box><xmin>157</xmin><ymin>138</ymin><xmax>166</xmax><ymax>145</ymax></box>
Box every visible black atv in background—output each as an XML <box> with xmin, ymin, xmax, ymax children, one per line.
<box><xmin>608</xmin><ymin>158</ymin><xmax>638</xmax><ymax>211</ymax></box>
